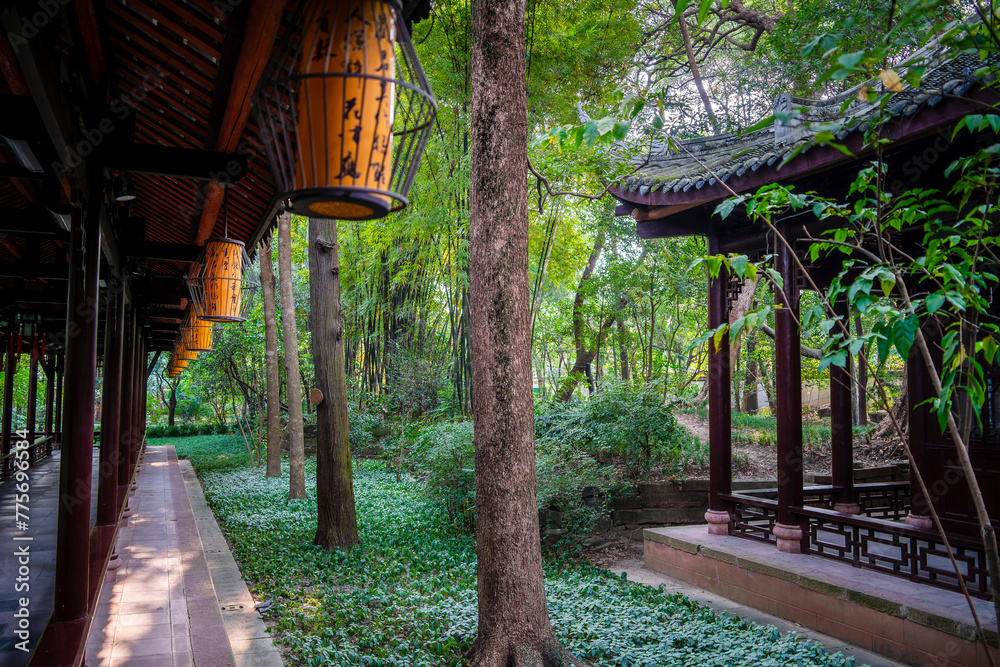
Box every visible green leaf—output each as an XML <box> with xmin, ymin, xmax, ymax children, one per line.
<box><xmin>837</xmin><ymin>50</ymin><xmax>866</xmax><ymax>71</ymax></box>
<box><xmin>596</xmin><ymin>116</ymin><xmax>616</xmax><ymax>136</ymax></box>
<box><xmin>879</xmin><ymin>276</ymin><xmax>895</xmax><ymax>297</ymax></box>
<box><xmin>674</xmin><ymin>0</ymin><xmax>690</xmax><ymax>19</ymax></box>
<box><xmin>697</xmin><ymin>0</ymin><xmax>711</xmax><ymax>25</ymax></box>
<box><xmin>582</xmin><ymin>121</ymin><xmax>599</xmax><ymax>146</ymax></box>
<box><xmin>730</xmin><ymin>255</ymin><xmax>749</xmax><ymax>278</ymax></box>
<box><xmin>893</xmin><ymin>315</ymin><xmax>919</xmax><ymax>361</ymax></box>
<box><xmin>925</xmin><ymin>293</ymin><xmax>946</xmax><ymax>314</ymax></box>
<box><xmin>612</xmin><ymin>121</ymin><xmax>630</xmax><ymax>140</ymax></box>
<box><xmin>652</xmin><ymin>115</ymin><xmax>664</xmax><ymax>130</ymax></box>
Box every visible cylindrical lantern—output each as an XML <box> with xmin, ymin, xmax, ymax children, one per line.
<box><xmin>182</xmin><ymin>307</ymin><xmax>214</xmax><ymax>352</ymax></box>
<box><xmin>256</xmin><ymin>0</ymin><xmax>437</xmax><ymax>220</ymax></box>
<box><xmin>187</xmin><ymin>238</ymin><xmax>259</xmax><ymax>323</ymax></box>
<box><xmin>174</xmin><ymin>338</ymin><xmax>197</xmax><ymax>362</ymax></box>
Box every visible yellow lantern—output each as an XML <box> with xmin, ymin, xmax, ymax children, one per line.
<box><xmin>187</xmin><ymin>236</ymin><xmax>258</xmax><ymax>323</ymax></box>
<box><xmin>292</xmin><ymin>0</ymin><xmax>396</xmax><ymax>219</ymax></box>
<box><xmin>174</xmin><ymin>338</ymin><xmax>197</xmax><ymax>362</ymax></box>
<box><xmin>256</xmin><ymin>0</ymin><xmax>437</xmax><ymax>221</ymax></box>
<box><xmin>182</xmin><ymin>307</ymin><xmax>214</xmax><ymax>352</ymax></box>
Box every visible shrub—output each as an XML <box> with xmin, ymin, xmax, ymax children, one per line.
<box><xmin>347</xmin><ymin>404</ymin><xmax>383</xmax><ymax>454</ymax></box>
<box><xmin>166</xmin><ymin>425</ymin><xmax>182</xmax><ymax>437</ymax></box>
<box><xmin>535</xmin><ymin>444</ymin><xmax>622</xmax><ymax>535</ymax></box>
<box><xmin>537</xmin><ymin>380</ymin><xmax>704</xmax><ymax>482</ymax></box>
<box><xmin>409</xmin><ymin>419</ymin><xmax>622</xmax><ymax>538</ymax></box>
<box><xmin>411</xmin><ymin>420</ymin><xmax>476</xmax><ymax>533</ymax></box>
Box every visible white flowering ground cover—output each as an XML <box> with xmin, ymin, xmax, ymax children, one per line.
<box><xmin>165</xmin><ymin>434</ymin><xmax>863</xmax><ymax>667</ymax></box>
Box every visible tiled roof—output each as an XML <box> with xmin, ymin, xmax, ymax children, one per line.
<box><xmin>618</xmin><ymin>44</ymin><xmax>991</xmax><ymax>198</ymax></box>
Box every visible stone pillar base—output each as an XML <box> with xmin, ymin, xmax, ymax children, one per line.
<box><xmin>107</xmin><ymin>552</ymin><xmax>122</xmax><ymax>571</ymax></box>
<box><xmin>122</xmin><ymin>504</ymin><xmax>133</xmax><ymax>518</ymax></box>
<box><xmin>705</xmin><ymin>509</ymin><xmax>731</xmax><ymax>535</ymax></box>
<box><xmin>906</xmin><ymin>513</ymin><xmax>933</xmax><ymax>530</ymax></box>
<box><xmin>772</xmin><ymin>522</ymin><xmax>804</xmax><ymax>553</ymax></box>
<box><xmin>833</xmin><ymin>502</ymin><xmax>861</xmax><ymax>515</ymax></box>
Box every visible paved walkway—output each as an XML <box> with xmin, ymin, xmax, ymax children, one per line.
<box><xmin>86</xmin><ymin>446</ymin><xmax>283</xmax><ymax>667</ymax></box>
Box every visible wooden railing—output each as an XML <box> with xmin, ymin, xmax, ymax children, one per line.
<box><xmin>720</xmin><ymin>483</ymin><xmax>990</xmax><ymax>599</ymax></box>
<box><xmin>0</xmin><ymin>434</ymin><xmax>55</xmax><ymax>481</ymax></box>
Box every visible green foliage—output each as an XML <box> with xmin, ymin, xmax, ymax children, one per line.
<box><xmin>537</xmin><ymin>381</ymin><xmax>705</xmax><ymax>482</ymax></box>
<box><xmin>148</xmin><ymin>423</ymin><xmax>233</xmax><ymax>439</ymax></box>
<box><xmin>410</xmin><ymin>420</ymin><xmax>476</xmax><ymax>532</ymax></box>
<box><xmin>408</xmin><ymin>418</ymin><xmax>622</xmax><ymax>538</ymax></box>
<box><xmin>172</xmin><ymin>434</ymin><xmax>859</xmax><ymax>667</ymax></box>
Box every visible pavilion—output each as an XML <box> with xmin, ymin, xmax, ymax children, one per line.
<box><xmin>612</xmin><ymin>40</ymin><xmax>1000</xmax><ymax>666</ymax></box>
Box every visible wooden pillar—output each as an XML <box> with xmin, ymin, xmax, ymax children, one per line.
<box><xmin>44</xmin><ymin>351</ymin><xmax>55</xmax><ymax>438</ymax></box>
<box><xmin>906</xmin><ymin>340</ymin><xmax>933</xmax><ymax>529</ymax></box>
<box><xmin>705</xmin><ymin>235</ymin><xmax>732</xmax><ymax>535</ymax></box>
<box><xmin>118</xmin><ymin>309</ymin><xmax>135</xmax><ymax>494</ymax></box>
<box><xmin>26</xmin><ymin>334</ymin><xmax>39</xmax><ymax>442</ymax></box>
<box><xmin>773</xmin><ymin>230</ymin><xmax>805</xmax><ymax>553</ymax></box>
<box><xmin>54</xmin><ymin>352</ymin><xmax>64</xmax><ymax>446</ymax></box>
<box><xmin>98</xmin><ymin>283</ymin><xmax>125</xmax><ymax>527</ymax></box>
<box><xmin>831</xmin><ymin>298</ymin><xmax>859</xmax><ymax>514</ymax></box>
<box><xmin>1</xmin><ymin>336</ymin><xmax>15</xmax><ymax>466</ymax></box>
<box><xmin>53</xmin><ymin>197</ymin><xmax>101</xmax><ymax>624</ymax></box>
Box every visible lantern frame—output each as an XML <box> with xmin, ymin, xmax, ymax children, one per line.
<box><xmin>186</xmin><ymin>237</ymin><xmax>260</xmax><ymax>323</ymax></box>
<box><xmin>255</xmin><ymin>0</ymin><xmax>437</xmax><ymax>220</ymax></box>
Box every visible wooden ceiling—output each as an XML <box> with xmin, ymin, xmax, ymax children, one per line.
<box><xmin>0</xmin><ymin>0</ymin><xmax>289</xmax><ymax>351</ymax></box>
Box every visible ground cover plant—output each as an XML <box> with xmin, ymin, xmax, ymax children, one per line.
<box><xmin>165</xmin><ymin>434</ymin><xmax>862</xmax><ymax>667</ymax></box>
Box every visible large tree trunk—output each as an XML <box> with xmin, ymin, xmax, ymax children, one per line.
<box><xmin>278</xmin><ymin>212</ymin><xmax>306</xmax><ymax>499</ymax></box>
<box><xmin>467</xmin><ymin>0</ymin><xmax>585</xmax><ymax>664</ymax></box>
<box><xmin>260</xmin><ymin>237</ymin><xmax>282</xmax><ymax>478</ymax></box>
<box><xmin>309</xmin><ymin>218</ymin><xmax>359</xmax><ymax>549</ymax></box>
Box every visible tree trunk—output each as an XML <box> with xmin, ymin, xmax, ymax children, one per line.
<box><xmin>467</xmin><ymin>0</ymin><xmax>585</xmax><ymax>664</ymax></box>
<box><xmin>855</xmin><ymin>314</ymin><xmax>868</xmax><ymax>426</ymax></box>
<box><xmin>168</xmin><ymin>384</ymin><xmax>176</xmax><ymax>426</ymax></box>
<box><xmin>260</xmin><ymin>237</ymin><xmax>282</xmax><ymax>478</ymax></box>
<box><xmin>617</xmin><ymin>320</ymin><xmax>630</xmax><ymax>382</ymax></box>
<box><xmin>676</xmin><ymin>3</ymin><xmax>719</xmax><ymax>130</ymax></box>
<box><xmin>309</xmin><ymin>218</ymin><xmax>359</xmax><ymax>549</ymax></box>
<box><xmin>278</xmin><ymin>212</ymin><xmax>306</xmax><ymax>499</ymax></box>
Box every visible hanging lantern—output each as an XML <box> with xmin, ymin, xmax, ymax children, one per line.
<box><xmin>187</xmin><ymin>238</ymin><xmax>260</xmax><ymax>323</ymax></box>
<box><xmin>174</xmin><ymin>337</ymin><xmax>197</xmax><ymax>362</ymax></box>
<box><xmin>181</xmin><ymin>307</ymin><xmax>214</xmax><ymax>352</ymax></box>
<box><xmin>255</xmin><ymin>0</ymin><xmax>437</xmax><ymax>220</ymax></box>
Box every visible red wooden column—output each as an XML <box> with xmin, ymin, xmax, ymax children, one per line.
<box><xmin>25</xmin><ymin>334</ymin><xmax>39</xmax><ymax>442</ymax></box>
<box><xmin>830</xmin><ymin>298</ymin><xmax>859</xmax><ymax>514</ymax></box>
<box><xmin>118</xmin><ymin>308</ymin><xmax>136</xmax><ymax>508</ymax></box>
<box><xmin>906</xmin><ymin>341</ymin><xmax>933</xmax><ymax>529</ymax></box>
<box><xmin>54</xmin><ymin>352</ymin><xmax>64</xmax><ymax>447</ymax></box>
<box><xmin>51</xmin><ymin>197</ymin><xmax>101</xmax><ymax>636</ymax></box>
<box><xmin>1</xmin><ymin>335</ymin><xmax>16</xmax><ymax>468</ymax></box>
<box><xmin>44</xmin><ymin>351</ymin><xmax>55</xmax><ymax>438</ymax></box>
<box><xmin>773</xmin><ymin>229</ymin><xmax>806</xmax><ymax>553</ymax></box>
<box><xmin>705</xmin><ymin>235</ymin><xmax>733</xmax><ymax>535</ymax></box>
<box><xmin>98</xmin><ymin>282</ymin><xmax>125</xmax><ymax>527</ymax></box>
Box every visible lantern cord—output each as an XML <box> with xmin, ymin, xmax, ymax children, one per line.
<box><xmin>222</xmin><ymin>186</ymin><xmax>229</xmax><ymax>239</ymax></box>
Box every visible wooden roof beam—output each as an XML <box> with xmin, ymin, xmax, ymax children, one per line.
<box><xmin>109</xmin><ymin>143</ymin><xmax>249</xmax><ymax>182</ymax></box>
<box><xmin>193</xmin><ymin>0</ymin><xmax>284</xmax><ymax>247</ymax></box>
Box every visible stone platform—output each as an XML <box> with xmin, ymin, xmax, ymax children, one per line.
<box><xmin>645</xmin><ymin>524</ymin><xmax>999</xmax><ymax>667</ymax></box>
